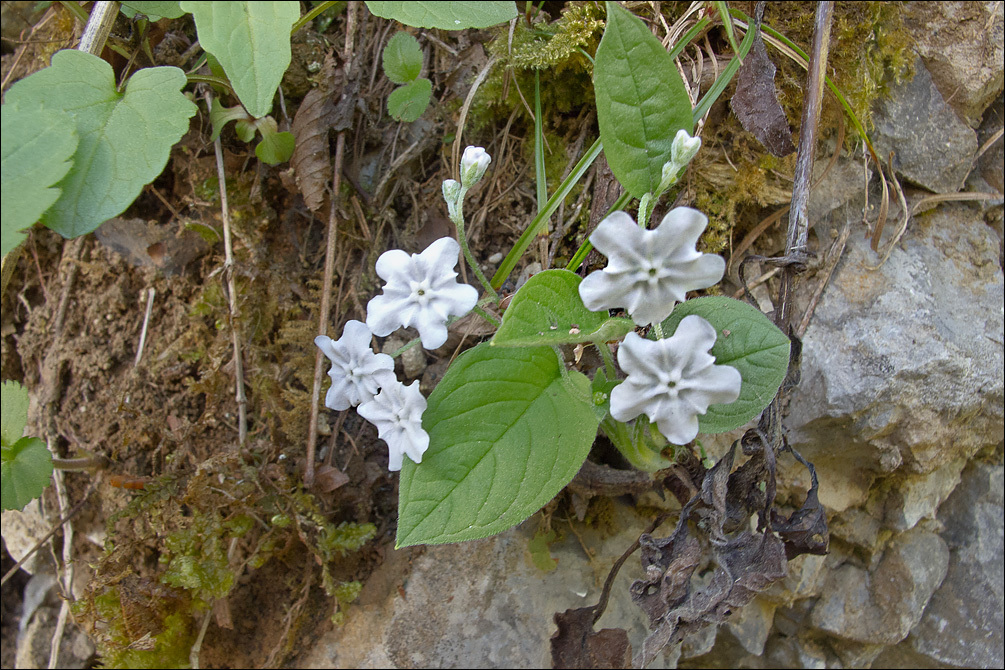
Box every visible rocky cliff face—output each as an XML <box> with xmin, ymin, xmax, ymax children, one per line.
<box><xmin>296</xmin><ymin>3</ymin><xmax>1004</xmax><ymax>668</ymax></box>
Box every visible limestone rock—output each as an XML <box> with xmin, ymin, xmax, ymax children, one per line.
<box><xmin>1</xmin><ymin>504</ymin><xmax>54</xmax><ymax>575</ymax></box>
<box><xmin>903</xmin><ymin>1</ymin><xmax>1005</xmax><ymax>128</ymax></box>
<box><xmin>883</xmin><ymin>458</ymin><xmax>966</xmax><ymax>531</ymax></box>
<box><xmin>786</xmin><ymin>203</ymin><xmax>1004</xmax><ymax>511</ymax></box>
<box><xmin>908</xmin><ymin>461</ymin><xmax>1004</xmax><ymax>667</ymax></box>
<box><xmin>810</xmin><ymin>529</ymin><xmax>949</xmax><ymax>645</ymax></box>
<box><xmin>872</xmin><ymin>59</ymin><xmax>977</xmax><ymax>193</ymax></box>
<box><xmin>724</xmin><ymin>596</ymin><xmax>776</xmax><ymax>656</ymax></box>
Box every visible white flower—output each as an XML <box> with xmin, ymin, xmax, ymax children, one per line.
<box><xmin>315</xmin><ymin>320</ymin><xmax>396</xmax><ymax>411</ymax></box>
<box><xmin>578</xmin><ymin>207</ymin><xmax>725</xmax><ymax>326</ymax></box>
<box><xmin>357</xmin><ymin>380</ymin><xmax>429</xmax><ymax>471</ymax></box>
<box><xmin>670</xmin><ymin>129</ymin><xmax>701</xmax><ymax>169</ymax></box>
<box><xmin>611</xmin><ymin>315</ymin><xmax>741</xmax><ymax>445</ymax></box>
<box><xmin>460</xmin><ymin>145</ymin><xmax>491</xmax><ymax>188</ymax></box>
<box><xmin>366</xmin><ymin>236</ymin><xmax>479</xmax><ymax>349</ymax></box>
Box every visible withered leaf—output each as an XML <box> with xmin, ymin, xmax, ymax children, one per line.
<box><xmin>551</xmin><ymin>607</ymin><xmax>631</xmax><ymax>669</ymax></box>
<box><xmin>771</xmin><ymin>456</ymin><xmax>829</xmax><ymax>559</ymax></box>
<box><xmin>290</xmin><ymin>53</ymin><xmax>345</xmax><ymax>212</ymax></box>
<box><xmin>731</xmin><ymin>29</ymin><xmax>796</xmax><ymax>157</ymax></box>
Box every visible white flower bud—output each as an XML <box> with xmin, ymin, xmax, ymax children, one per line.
<box><xmin>442</xmin><ymin>178</ymin><xmax>461</xmax><ymax>205</ymax></box>
<box><xmin>460</xmin><ymin>145</ymin><xmax>491</xmax><ymax>188</ymax></box>
<box><xmin>670</xmin><ymin>129</ymin><xmax>701</xmax><ymax>169</ymax></box>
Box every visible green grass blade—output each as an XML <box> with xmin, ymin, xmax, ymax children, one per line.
<box><xmin>692</xmin><ymin>17</ymin><xmax>757</xmax><ymax>122</ymax></box>
<box><xmin>713</xmin><ymin>2</ymin><xmax>742</xmax><ymax>62</ymax></box>
<box><xmin>491</xmin><ymin>137</ymin><xmax>603</xmax><ymax>290</ymax></box>
<box><xmin>534</xmin><ymin>71</ymin><xmax>547</xmax><ymax>214</ymax></box>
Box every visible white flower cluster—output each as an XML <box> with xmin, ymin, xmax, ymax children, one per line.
<box><xmin>579</xmin><ymin>202</ymin><xmax>741</xmax><ymax>445</ymax></box>
<box><xmin>316</xmin><ymin>182</ymin><xmax>482</xmax><ymax>469</ymax></box>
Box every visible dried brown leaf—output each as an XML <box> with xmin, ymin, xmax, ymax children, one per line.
<box><xmin>551</xmin><ymin>606</ymin><xmax>631</xmax><ymax>669</ymax></box>
<box><xmin>731</xmin><ymin>30</ymin><xmax>796</xmax><ymax>157</ymax></box>
<box><xmin>291</xmin><ymin>86</ymin><xmax>334</xmax><ymax>212</ymax></box>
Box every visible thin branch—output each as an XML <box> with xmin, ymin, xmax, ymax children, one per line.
<box><xmin>76</xmin><ymin>1</ymin><xmax>118</xmax><ymax>56</ymax></box>
<box><xmin>134</xmin><ymin>287</ymin><xmax>155</xmax><ymax>366</ymax></box>
<box><xmin>206</xmin><ymin>93</ymin><xmax>248</xmax><ymax>446</ymax></box>
<box><xmin>775</xmin><ymin>1</ymin><xmax>833</xmax><ymax>333</ymax></box>
<box><xmin>306</xmin><ymin>1</ymin><xmax>358</xmax><ymax>488</ymax></box>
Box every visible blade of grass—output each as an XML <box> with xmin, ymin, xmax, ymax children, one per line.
<box><xmin>668</xmin><ymin>16</ymin><xmax>712</xmax><ymax>60</ymax></box>
<box><xmin>534</xmin><ymin>70</ymin><xmax>547</xmax><ymax>214</ymax></box>
<box><xmin>290</xmin><ymin>1</ymin><xmax>341</xmax><ymax>35</ymax></box>
<box><xmin>713</xmin><ymin>2</ymin><xmax>742</xmax><ymax>63</ymax></box>
<box><xmin>691</xmin><ymin>16</ymin><xmax>757</xmax><ymax>122</ymax></box>
<box><xmin>491</xmin><ymin>137</ymin><xmax>603</xmax><ymax>289</ymax></box>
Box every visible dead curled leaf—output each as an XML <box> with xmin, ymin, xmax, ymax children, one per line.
<box><xmin>551</xmin><ymin>607</ymin><xmax>632</xmax><ymax>669</ymax></box>
<box><xmin>730</xmin><ymin>28</ymin><xmax>796</xmax><ymax>157</ymax></box>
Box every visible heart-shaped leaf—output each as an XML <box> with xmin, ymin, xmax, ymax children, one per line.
<box><xmin>1</xmin><ymin>437</ymin><xmax>53</xmax><ymax>511</ymax></box>
<box><xmin>182</xmin><ymin>1</ymin><xmax>300</xmax><ymax>118</ymax></box>
<box><xmin>594</xmin><ymin>1</ymin><xmax>693</xmax><ymax>198</ymax></box>
<box><xmin>5</xmin><ymin>50</ymin><xmax>196</xmax><ymax>239</ymax></box>
<box><xmin>397</xmin><ymin>343</ymin><xmax>599</xmax><ymax>547</ymax></box>
<box><xmin>1</xmin><ymin>102</ymin><xmax>78</xmax><ymax>255</ymax></box>
<box><xmin>656</xmin><ymin>296</ymin><xmax>790</xmax><ymax>433</ymax></box>
<box><xmin>492</xmin><ymin>269</ymin><xmax>634</xmax><ymax>347</ymax></box>
<box><xmin>366</xmin><ymin>1</ymin><xmax>517</xmax><ymax>30</ymax></box>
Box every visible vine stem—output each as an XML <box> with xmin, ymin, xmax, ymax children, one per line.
<box><xmin>306</xmin><ymin>0</ymin><xmax>358</xmax><ymax>488</ymax></box>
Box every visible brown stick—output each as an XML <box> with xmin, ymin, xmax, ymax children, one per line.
<box><xmin>775</xmin><ymin>1</ymin><xmax>833</xmax><ymax>332</ymax></box>
<box><xmin>306</xmin><ymin>1</ymin><xmax>358</xmax><ymax>488</ymax></box>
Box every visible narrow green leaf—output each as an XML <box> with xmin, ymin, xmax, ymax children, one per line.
<box><xmin>656</xmin><ymin>297</ymin><xmax>789</xmax><ymax>433</ymax></box>
<box><xmin>594</xmin><ymin>1</ymin><xmax>693</xmax><ymax>198</ymax></box>
<box><xmin>382</xmin><ymin>31</ymin><xmax>423</xmax><ymax>84</ymax></box>
<box><xmin>397</xmin><ymin>343</ymin><xmax>599</xmax><ymax>547</ymax></box>
<box><xmin>1</xmin><ymin>102</ymin><xmax>78</xmax><ymax>256</ymax></box>
<box><xmin>366</xmin><ymin>1</ymin><xmax>517</xmax><ymax>30</ymax></box>
<box><xmin>492</xmin><ymin>270</ymin><xmax>634</xmax><ymax>348</ymax></box>
<box><xmin>387</xmin><ymin>78</ymin><xmax>432</xmax><ymax>122</ymax></box>
<box><xmin>181</xmin><ymin>1</ymin><xmax>300</xmax><ymax>118</ymax></box>
<box><xmin>713</xmin><ymin>1</ymin><xmax>741</xmax><ymax>62</ymax></box>
<box><xmin>1</xmin><ymin>380</ymin><xmax>30</xmax><ymax>447</ymax></box>
<box><xmin>5</xmin><ymin>50</ymin><xmax>197</xmax><ymax>239</ymax></box>
<box><xmin>534</xmin><ymin>71</ymin><xmax>546</xmax><ymax>214</ymax></box>
<box><xmin>1</xmin><ymin>437</ymin><xmax>53</xmax><ymax>511</ymax></box>
<box><xmin>120</xmin><ymin>1</ymin><xmax>185</xmax><ymax>21</ymax></box>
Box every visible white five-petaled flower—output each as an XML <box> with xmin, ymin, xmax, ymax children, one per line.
<box><xmin>578</xmin><ymin>207</ymin><xmax>725</xmax><ymax>326</ymax></box>
<box><xmin>611</xmin><ymin>315</ymin><xmax>741</xmax><ymax>445</ymax></box>
<box><xmin>357</xmin><ymin>380</ymin><xmax>429</xmax><ymax>471</ymax></box>
<box><xmin>315</xmin><ymin>320</ymin><xmax>396</xmax><ymax>411</ymax></box>
<box><xmin>366</xmin><ymin>236</ymin><xmax>479</xmax><ymax>349</ymax></box>
<box><xmin>460</xmin><ymin>145</ymin><xmax>491</xmax><ymax>188</ymax></box>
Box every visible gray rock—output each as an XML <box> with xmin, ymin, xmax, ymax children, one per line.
<box><xmin>810</xmin><ymin>529</ymin><xmax>949</xmax><ymax>645</ymax></box>
<box><xmin>786</xmin><ymin>203</ymin><xmax>1004</xmax><ymax>511</ymax></box>
<box><xmin>883</xmin><ymin>458</ymin><xmax>966</xmax><ymax>531</ymax></box>
<box><xmin>15</xmin><ymin>605</ymin><xmax>93</xmax><ymax>669</ymax></box>
<box><xmin>1</xmin><ymin>504</ymin><xmax>54</xmax><ymax>576</ymax></box>
<box><xmin>903</xmin><ymin>1</ymin><xmax>1005</xmax><ymax>128</ymax></box>
<box><xmin>724</xmin><ymin>596</ymin><xmax>776</xmax><ymax>656</ymax></box>
<box><xmin>872</xmin><ymin>59</ymin><xmax>978</xmax><ymax>193</ymax></box>
<box><xmin>297</xmin><ymin>501</ymin><xmax>674</xmax><ymax>668</ymax></box>
<box><xmin>908</xmin><ymin>461</ymin><xmax>1004</xmax><ymax>667</ymax></box>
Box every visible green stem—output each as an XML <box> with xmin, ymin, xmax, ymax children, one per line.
<box><xmin>187</xmin><ymin>73</ymin><xmax>236</xmax><ymax>96</ymax></box>
<box><xmin>290</xmin><ymin>1</ymin><xmax>339</xmax><ymax>35</ymax></box>
<box><xmin>473</xmin><ymin>305</ymin><xmax>501</xmax><ymax>327</ymax></box>
<box><xmin>452</xmin><ymin>190</ymin><xmax>498</xmax><ymax>303</ymax></box>
<box><xmin>598</xmin><ymin>341</ymin><xmax>617</xmax><ymax>379</ymax></box>
<box><xmin>58</xmin><ymin>0</ymin><xmax>89</xmax><ymax>24</ymax></box>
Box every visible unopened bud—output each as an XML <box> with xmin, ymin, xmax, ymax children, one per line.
<box><xmin>460</xmin><ymin>146</ymin><xmax>491</xmax><ymax>188</ymax></box>
<box><xmin>670</xmin><ymin>129</ymin><xmax>701</xmax><ymax>168</ymax></box>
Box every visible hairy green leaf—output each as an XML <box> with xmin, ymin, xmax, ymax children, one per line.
<box><xmin>182</xmin><ymin>1</ymin><xmax>300</xmax><ymax>118</ymax></box>
<box><xmin>1</xmin><ymin>102</ymin><xmax>77</xmax><ymax>256</ymax></box>
<box><xmin>397</xmin><ymin>343</ymin><xmax>599</xmax><ymax>547</ymax></box>
<box><xmin>594</xmin><ymin>1</ymin><xmax>693</xmax><ymax>198</ymax></box>
<box><xmin>5</xmin><ymin>50</ymin><xmax>196</xmax><ymax>239</ymax></box>
<box><xmin>387</xmin><ymin>78</ymin><xmax>432</xmax><ymax>122</ymax></box>
<box><xmin>255</xmin><ymin>129</ymin><xmax>295</xmax><ymax>165</ymax></box>
<box><xmin>656</xmin><ymin>297</ymin><xmax>789</xmax><ymax>433</ymax></box>
<box><xmin>366</xmin><ymin>1</ymin><xmax>517</xmax><ymax>30</ymax></box>
<box><xmin>1</xmin><ymin>437</ymin><xmax>52</xmax><ymax>511</ymax></box>
<box><xmin>382</xmin><ymin>31</ymin><xmax>423</xmax><ymax>84</ymax></box>
<box><xmin>1</xmin><ymin>380</ymin><xmax>30</xmax><ymax>447</ymax></box>
<box><xmin>492</xmin><ymin>269</ymin><xmax>634</xmax><ymax>347</ymax></box>
<box><xmin>120</xmin><ymin>1</ymin><xmax>185</xmax><ymax>20</ymax></box>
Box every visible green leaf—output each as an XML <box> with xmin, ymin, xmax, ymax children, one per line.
<box><xmin>397</xmin><ymin>343</ymin><xmax>599</xmax><ymax>547</ymax></box>
<box><xmin>1</xmin><ymin>102</ymin><xmax>78</xmax><ymax>256</ymax></box>
<box><xmin>120</xmin><ymin>1</ymin><xmax>185</xmax><ymax>21</ymax></box>
<box><xmin>4</xmin><ymin>50</ymin><xmax>196</xmax><ymax>239</ymax></box>
<box><xmin>1</xmin><ymin>380</ymin><xmax>30</xmax><ymax>447</ymax></box>
<box><xmin>366</xmin><ymin>1</ymin><xmax>517</xmax><ymax>30</ymax></box>
<box><xmin>492</xmin><ymin>269</ymin><xmax>634</xmax><ymax>348</ymax></box>
<box><xmin>209</xmin><ymin>98</ymin><xmax>250</xmax><ymax>141</ymax></box>
<box><xmin>181</xmin><ymin>1</ymin><xmax>300</xmax><ymax>118</ymax></box>
<box><xmin>382</xmin><ymin>31</ymin><xmax>423</xmax><ymax>84</ymax></box>
<box><xmin>387</xmin><ymin>78</ymin><xmax>432</xmax><ymax>123</ymax></box>
<box><xmin>656</xmin><ymin>296</ymin><xmax>789</xmax><ymax>433</ymax></box>
<box><xmin>255</xmin><ymin>129</ymin><xmax>295</xmax><ymax>165</ymax></box>
<box><xmin>593</xmin><ymin>1</ymin><xmax>693</xmax><ymax>198</ymax></box>
<box><xmin>1</xmin><ymin>437</ymin><xmax>53</xmax><ymax>511</ymax></box>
